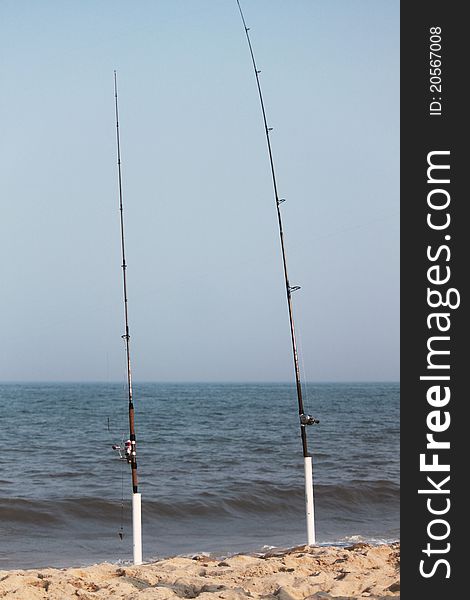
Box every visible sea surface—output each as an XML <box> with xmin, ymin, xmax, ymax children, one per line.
<box><xmin>0</xmin><ymin>382</ymin><xmax>399</xmax><ymax>569</ymax></box>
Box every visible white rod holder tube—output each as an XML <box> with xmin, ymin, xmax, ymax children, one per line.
<box><xmin>304</xmin><ymin>456</ymin><xmax>316</xmax><ymax>545</ymax></box>
<box><xmin>132</xmin><ymin>492</ymin><xmax>143</xmax><ymax>565</ymax></box>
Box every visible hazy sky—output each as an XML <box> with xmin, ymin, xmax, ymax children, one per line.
<box><xmin>1</xmin><ymin>0</ymin><xmax>399</xmax><ymax>383</ymax></box>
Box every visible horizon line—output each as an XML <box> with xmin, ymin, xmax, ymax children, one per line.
<box><xmin>0</xmin><ymin>379</ymin><xmax>400</xmax><ymax>385</ymax></box>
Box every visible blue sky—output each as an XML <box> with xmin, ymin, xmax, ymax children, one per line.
<box><xmin>0</xmin><ymin>0</ymin><xmax>399</xmax><ymax>382</ymax></box>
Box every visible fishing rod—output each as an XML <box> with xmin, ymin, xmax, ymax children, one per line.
<box><xmin>235</xmin><ymin>1</ymin><xmax>320</xmax><ymax>545</ymax></box>
<box><xmin>113</xmin><ymin>70</ymin><xmax>143</xmax><ymax>565</ymax></box>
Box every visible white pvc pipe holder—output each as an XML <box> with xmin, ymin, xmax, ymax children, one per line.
<box><xmin>132</xmin><ymin>492</ymin><xmax>143</xmax><ymax>565</ymax></box>
<box><xmin>304</xmin><ymin>456</ymin><xmax>316</xmax><ymax>545</ymax></box>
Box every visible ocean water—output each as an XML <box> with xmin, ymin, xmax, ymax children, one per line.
<box><xmin>0</xmin><ymin>382</ymin><xmax>399</xmax><ymax>569</ymax></box>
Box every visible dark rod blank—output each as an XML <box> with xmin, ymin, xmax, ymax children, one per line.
<box><xmin>235</xmin><ymin>0</ymin><xmax>312</xmax><ymax>458</ymax></box>
<box><xmin>113</xmin><ymin>71</ymin><xmax>139</xmax><ymax>494</ymax></box>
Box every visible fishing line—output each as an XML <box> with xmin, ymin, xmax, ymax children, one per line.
<box><xmin>292</xmin><ymin>288</ymin><xmax>316</xmax><ymax>417</ymax></box>
<box><xmin>106</xmin><ymin>414</ymin><xmax>126</xmax><ymax>539</ymax></box>
<box><xmin>119</xmin><ymin>454</ymin><xmax>125</xmax><ymax>540</ymax></box>
<box><xmin>296</xmin><ymin>313</ymin><xmax>312</xmax><ymax>414</ymax></box>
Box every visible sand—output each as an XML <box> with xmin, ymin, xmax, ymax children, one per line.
<box><xmin>0</xmin><ymin>543</ymin><xmax>400</xmax><ymax>599</ymax></box>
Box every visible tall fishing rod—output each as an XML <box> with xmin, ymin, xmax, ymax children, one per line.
<box><xmin>113</xmin><ymin>70</ymin><xmax>143</xmax><ymax>565</ymax></box>
<box><xmin>235</xmin><ymin>1</ymin><xmax>319</xmax><ymax>545</ymax></box>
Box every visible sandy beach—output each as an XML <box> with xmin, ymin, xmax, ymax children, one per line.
<box><xmin>0</xmin><ymin>543</ymin><xmax>399</xmax><ymax>599</ymax></box>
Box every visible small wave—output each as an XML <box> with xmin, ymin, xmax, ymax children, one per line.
<box><xmin>0</xmin><ymin>480</ymin><xmax>398</xmax><ymax>525</ymax></box>
<box><xmin>0</xmin><ymin>499</ymin><xmax>63</xmax><ymax>525</ymax></box>
<box><xmin>325</xmin><ymin>534</ymin><xmax>400</xmax><ymax>546</ymax></box>
<box><xmin>317</xmin><ymin>480</ymin><xmax>399</xmax><ymax>508</ymax></box>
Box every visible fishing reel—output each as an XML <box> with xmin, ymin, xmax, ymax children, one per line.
<box><xmin>300</xmin><ymin>414</ymin><xmax>320</xmax><ymax>426</ymax></box>
<box><xmin>112</xmin><ymin>443</ymin><xmax>131</xmax><ymax>463</ymax></box>
<box><xmin>112</xmin><ymin>444</ymin><xmax>125</xmax><ymax>460</ymax></box>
